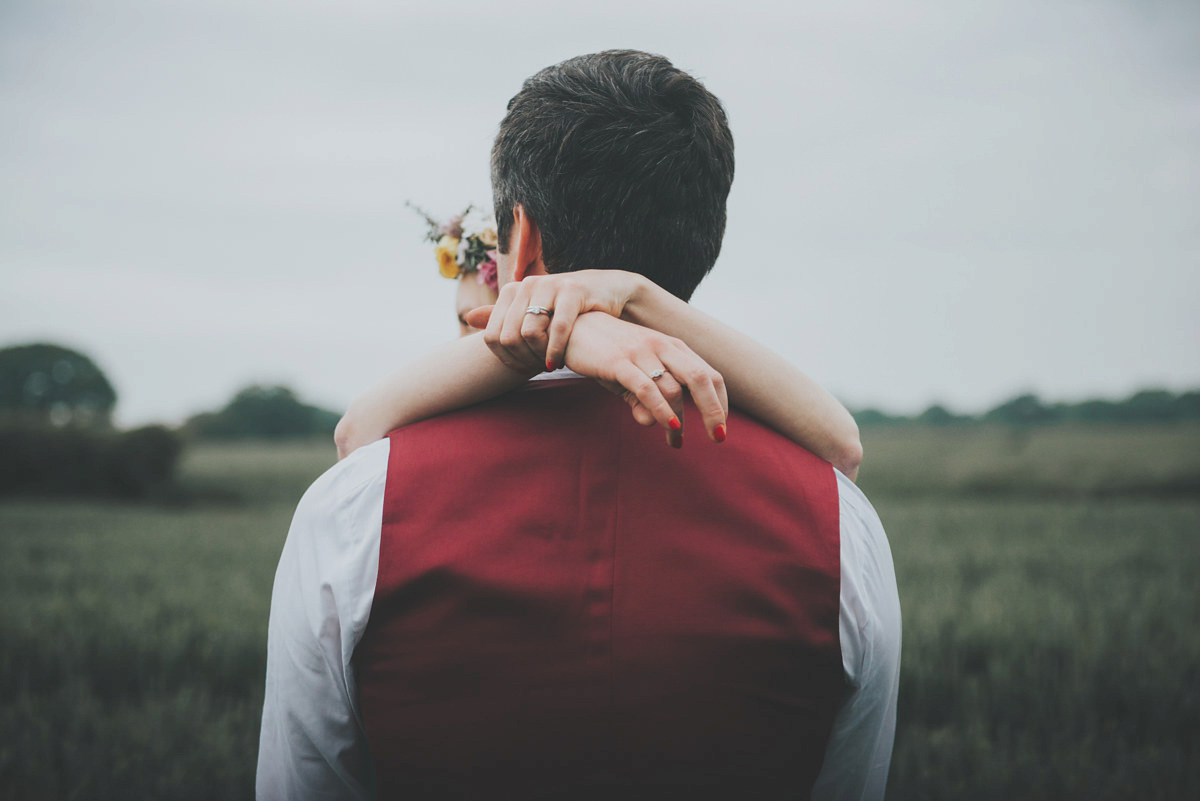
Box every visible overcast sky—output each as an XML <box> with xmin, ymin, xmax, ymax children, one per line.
<box><xmin>2</xmin><ymin>0</ymin><xmax>1197</xmax><ymax>425</ymax></box>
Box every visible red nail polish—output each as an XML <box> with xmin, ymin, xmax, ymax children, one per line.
<box><xmin>545</xmin><ymin>359</ymin><xmax>556</xmax><ymax>371</ymax></box>
<box><xmin>714</xmin><ymin>423</ymin><xmax>727</xmax><ymax>442</ymax></box>
<box><xmin>668</xmin><ymin>417</ymin><xmax>681</xmax><ymax>431</ymax></box>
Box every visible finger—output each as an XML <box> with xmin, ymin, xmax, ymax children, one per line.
<box><xmin>609</xmin><ymin>385</ymin><xmax>659</xmax><ymax>428</ymax></box>
<box><xmin>483</xmin><ymin>283</ymin><xmax>516</xmax><ymax>345</ymax></box>
<box><xmin>610</xmin><ymin>361</ymin><xmax>681</xmax><ymax>437</ymax></box>
<box><xmin>519</xmin><ymin>283</ymin><xmax>558</xmax><ymax>368</ymax></box>
<box><xmin>661</xmin><ymin>345</ymin><xmax>728</xmax><ymax>442</ymax></box>
<box><xmin>463</xmin><ymin>305</ymin><xmax>494</xmax><ymax>330</ymax></box>
<box><xmin>627</xmin><ymin>399</ymin><xmax>657</xmax><ymax>427</ymax></box>
<box><xmin>483</xmin><ymin>284</ymin><xmax>532</xmax><ymax>373</ymax></box>
<box><xmin>544</xmin><ymin>285</ymin><xmax>583</xmax><ymax>372</ymax></box>
<box><xmin>497</xmin><ymin>280</ymin><xmax>546</xmax><ymax>372</ymax></box>
<box><xmin>509</xmin><ymin>280</ymin><xmax>550</xmax><ymax>370</ymax></box>
<box><xmin>595</xmin><ymin>378</ymin><xmax>626</xmax><ymax>397</ymax></box>
<box><xmin>598</xmin><ymin>378</ymin><xmax>660</xmax><ymax>429</ymax></box>
<box><xmin>650</xmin><ymin>370</ymin><xmax>686</xmax><ymax>448</ymax></box>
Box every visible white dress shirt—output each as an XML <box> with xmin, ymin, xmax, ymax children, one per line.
<box><xmin>257</xmin><ymin>434</ymin><xmax>901</xmax><ymax>800</ymax></box>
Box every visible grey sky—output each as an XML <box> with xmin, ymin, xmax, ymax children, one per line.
<box><xmin>2</xmin><ymin>0</ymin><xmax>1197</xmax><ymax>425</ymax></box>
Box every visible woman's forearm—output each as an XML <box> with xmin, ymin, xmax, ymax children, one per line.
<box><xmin>337</xmin><ymin>273</ymin><xmax>863</xmax><ymax>478</ymax></box>
<box><xmin>334</xmin><ymin>333</ymin><xmax>529</xmax><ymax>459</ymax></box>
<box><xmin>623</xmin><ymin>278</ymin><xmax>863</xmax><ymax>479</ymax></box>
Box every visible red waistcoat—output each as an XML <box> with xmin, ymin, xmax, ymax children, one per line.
<box><xmin>356</xmin><ymin>379</ymin><xmax>843</xmax><ymax>800</ymax></box>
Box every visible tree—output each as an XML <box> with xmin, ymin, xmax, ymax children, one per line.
<box><xmin>1177</xmin><ymin>391</ymin><xmax>1200</xmax><ymax>420</ymax></box>
<box><xmin>0</xmin><ymin>343</ymin><xmax>117</xmax><ymax>426</ymax></box>
<box><xmin>1122</xmin><ymin>389</ymin><xmax>1178</xmax><ymax>422</ymax></box>
<box><xmin>917</xmin><ymin>404</ymin><xmax>965</xmax><ymax>426</ymax></box>
<box><xmin>852</xmin><ymin>408</ymin><xmax>903</xmax><ymax>426</ymax></box>
<box><xmin>984</xmin><ymin>393</ymin><xmax>1060</xmax><ymax>425</ymax></box>
<box><xmin>1065</xmin><ymin>399</ymin><xmax>1118</xmax><ymax>423</ymax></box>
<box><xmin>186</xmin><ymin>384</ymin><xmax>340</xmax><ymax>439</ymax></box>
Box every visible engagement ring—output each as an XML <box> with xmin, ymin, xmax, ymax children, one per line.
<box><xmin>524</xmin><ymin>305</ymin><xmax>552</xmax><ymax>316</ymax></box>
<box><xmin>648</xmin><ymin>369</ymin><xmax>666</xmax><ymax>380</ymax></box>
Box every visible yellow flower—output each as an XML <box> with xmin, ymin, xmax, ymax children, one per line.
<box><xmin>435</xmin><ymin>236</ymin><xmax>460</xmax><ymax>279</ymax></box>
<box><xmin>478</xmin><ymin>226</ymin><xmax>498</xmax><ymax>247</ymax></box>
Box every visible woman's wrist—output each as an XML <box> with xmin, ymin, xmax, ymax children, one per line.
<box><xmin>621</xmin><ymin>273</ymin><xmax>674</xmax><ymax>327</ymax></box>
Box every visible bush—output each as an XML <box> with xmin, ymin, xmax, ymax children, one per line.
<box><xmin>0</xmin><ymin>423</ymin><xmax>184</xmax><ymax>500</ymax></box>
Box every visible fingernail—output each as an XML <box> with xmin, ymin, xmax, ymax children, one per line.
<box><xmin>668</xmin><ymin>417</ymin><xmax>682</xmax><ymax>431</ymax></box>
<box><xmin>714</xmin><ymin>424</ymin><xmax>727</xmax><ymax>443</ymax></box>
<box><xmin>546</xmin><ymin>359</ymin><xmax>556</xmax><ymax>371</ymax></box>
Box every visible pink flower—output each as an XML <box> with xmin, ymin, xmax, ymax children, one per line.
<box><xmin>476</xmin><ymin>259</ymin><xmax>498</xmax><ymax>291</ymax></box>
<box><xmin>438</xmin><ymin>214</ymin><xmax>464</xmax><ymax>240</ymax></box>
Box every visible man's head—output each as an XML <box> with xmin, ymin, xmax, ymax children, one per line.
<box><xmin>491</xmin><ymin>50</ymin><xmax>734</xmax><ymax>301</ymax></box>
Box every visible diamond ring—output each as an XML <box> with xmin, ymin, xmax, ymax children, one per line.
<box><xmin>648</xmin><ymin>369</ymin><xmax>666</xmax><ymax>380</ymax></box>
<box><xmin>524</xmin><ymin>305</ymin><xmax>552</xmax><ymax>316</ymax></box>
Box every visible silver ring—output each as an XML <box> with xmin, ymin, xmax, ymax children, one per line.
<box><xmin>648</xmin><ymin>369</ymin><xmax>666</xmax><ymax>380</ymax></box>
<box><xmin>524</xmin><ymin>305</ymin><xmax>551</xmax><ymax>316</ymax></box>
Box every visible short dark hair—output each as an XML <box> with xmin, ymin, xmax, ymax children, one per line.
<box><xmin>492</xmin><ymin>50</ymin><xmax>735</xmax><ymax>301</ymax></box>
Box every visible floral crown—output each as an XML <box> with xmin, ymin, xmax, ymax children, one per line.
<box><xmin>408</xmin><ymin>202</ymin><xmax>500</xmax><ymax>292</ymax></box>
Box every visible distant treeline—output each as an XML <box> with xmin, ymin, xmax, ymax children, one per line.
<box><xmin>184</xmin><ymin>385</ymin><xmax>340</xmax><ymax>440</ymax></box>
<box><xmin>854</xmin><ymin>389</ymin><xmax>1200</xmax><ymax>426</ymax></box>
<box><xmin>0</xmin><ymin>343</ymin><xmax>186</xmax><ymax>500</ymax></box>
<box><xmin>0</xmin><ymin>342</ymin><xmax>341</xmax><ymax>500</ymax></box>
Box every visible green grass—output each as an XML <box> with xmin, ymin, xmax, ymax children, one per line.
<box><xmin>181</xmin><ymin>437</ymin><xmax>339</xmax><ymax>505</ymax></box>
<box><xmin>881</xmin><ymin>498</ymin><xmax>1200</xmax><ymax>799</ymax></box>
<box><xmin>1</xmin><ymin>428</ymin><xmax>1198</xmax><ymax>798</ymax></box>
<box><xmin>857</xmin><ymin>422</ymin><xmax>1200</xmax><ymax>499</ymax></box>
<box><xmin>0</xmin><ymin>501</ymin><xmax>290</xmax><ymax>800</ymax></box>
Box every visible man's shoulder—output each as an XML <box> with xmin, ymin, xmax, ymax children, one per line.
<box><xmin>294</xmin><ymin>438</ymin><xmax>391</xmax><ymax>535</ymax></box>
<box><xmin>386</xmin><ymin>375</ymin><xmax>612</xmax><ymax>451</ymax></box>
<box><xmin>306</xmin><ymin>437</ymin><xmax>391</xmax><ymax>500</ymax></box>
<box><xmin>832</xmin><ymin>467</ymin><xmax>900</xmax><ymax>682</ymax></box>
<box><xmin>833</xmin><ymin>468</ymin><xmax>887</xmax><ymax>551</ymax></box>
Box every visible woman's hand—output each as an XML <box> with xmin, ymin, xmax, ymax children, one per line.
<box><xmin>478</xmin><ymin>273</ymin><xmax>862</xmax><ymax>478</ymax></box>
<box><xmin>463</xmin><ymin>271</ymin><xmax>727</xmax><ymax>446</ymax></box>
<box><xmin>558</xmin><ymin>312</ymin><xmax>730</xmax><ymax>448</ymax></box>
<box><xmin>463</xmin><ymin>270</ymin><xmax>649</xmax><ymax>373</ymax></box>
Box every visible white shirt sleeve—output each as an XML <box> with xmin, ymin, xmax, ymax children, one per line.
<box><xmin>256</xmin><ymin>439</ymin><xmax>390</xmax><ymax>801</ymax></box>
<box><xmin>812</xmin><ymin>470</ymin><xmax>903</xmax><ymax>801</ymax></box>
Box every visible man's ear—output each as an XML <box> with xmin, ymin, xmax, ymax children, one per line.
<box><xmin>509</xmin><ymin>204</ymin><xmax>547</xmax><ymax>281</ymax></box>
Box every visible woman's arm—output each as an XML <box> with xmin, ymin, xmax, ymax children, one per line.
<box><xmin>334</xmin><ymin>335</ymin><xmax>528</xmax><ymax>459</ymax></box>
<box><xmin>339</xmin><ymin>270</ymin><xmax>861</xmax><ymax>479</ymax></box>
<box><xmin>473</xmin><ymin>271</ymin><xmax>862</xmax><ymax>479</ymax></box>
<box><xmin>622</xmin><ymin>278</ymin><xmax>863</xmax><ymax>480</ymax></box>
<box><xmin>334</xmin><ymin>316</ymin><xmax>728</xmax><ymax>460</ymax></box>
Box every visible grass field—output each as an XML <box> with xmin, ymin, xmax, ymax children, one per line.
<box><xmin>1</xmin><ymin>426</ymin><xmax>1198</xmax><ymax>799</ymax></box>
<box><xmin>855</xmin><ymin>422</ymin><xmax>1200</xmax><ymax>499</ymax></box>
